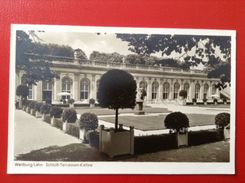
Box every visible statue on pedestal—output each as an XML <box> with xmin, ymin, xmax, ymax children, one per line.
<box><xmin>135</xmin><ymin>88</ymin><xmax>147</xmax><ymax>115</ymax></box>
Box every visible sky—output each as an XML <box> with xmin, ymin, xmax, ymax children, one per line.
<box><xmin>34</xmin><ymin>31</ymin><xmax>134</xmax><ymax>58</ymax></box>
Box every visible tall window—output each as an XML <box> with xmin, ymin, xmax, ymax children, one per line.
<box><xmin>212</xmin><ymin>84</ymin><xmax>216</xmax><ymax>95</ymax></box>
<box><xmin>195</xmin><ymin>83</ymin><xmax>200</xmax><ymax>99</ymax></box>
<box><xmin>174</xmin><ymin>82</ymin><xmax>180</xmax><ymax>99</ymax></box>
<box><xmin>28</xmin><ymin>84</ymin><xmax>33</xmax><ymax>100</ymax></box>
<box><xmin>80</xmin><ymin>79</ymin><xmax>90</xmax><ymax>100</ymax></box>
<box><xmin>152</xmin><ymin>81</ymin><xmax>159</xmax><ymax>100</ymax></box>
<box><xmin>96</xmin><ymin>80</ymin><xmax>100</xmax><ymax>99</ymax></box>
<box><xmin>42</xmin><ymin>80</ymin><xmax>52</xmax><ymax>101</ymax></box>
<box><xmin>184</xmin><ymin>83</ymin><xmax>190</xmax><ymax>93</ymax></box>
<box><xmin>163</xmin><ymin>82</ymin><xmax>170</xmax><ymax>99</ymax></box>
<box><xmin>62</xmin><ymin>77</ymin><xmax>72</xmax><ymax>93</ymax></box>
<box><xmin>204</xmin><ymin>83</ymin><xmax>209</xmax><ymax>100</ymax></box>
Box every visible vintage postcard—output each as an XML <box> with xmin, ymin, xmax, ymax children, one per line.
<box><xmin>8</xmin><ymin>24</ymin><xmax>236</xmax><ymax>174</ymax></box>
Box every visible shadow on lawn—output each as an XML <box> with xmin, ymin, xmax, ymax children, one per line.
<box><xmin>15</xmin><ymin>143</ymin><xmax>110</xmax><ymax>161</ymax></box>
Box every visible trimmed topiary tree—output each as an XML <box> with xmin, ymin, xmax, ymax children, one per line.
<box><xmin>40</xmin><ymin>104</ymin><xmax>51</xmax><ymax>114</ymax></box>
<box><xmin>79</xmin><ymin>113</ymin><xmax>98</xmax><ymax>131</ymax></box>
<box><xmin>179</xmin><ymin>90</ymin><xmax>187</xmax><ymax>99</ymax></box>
<box><xmin>97</xmin><ymin>69</ymin><xmax>137</xmax><ymax>131</ymax></box>
<box><xmin>164</xmin><ymin>112</ymin><xmax>189</xmax><ymax>132</ymax></box>
<box><xmin>16</xmin><ymin>84</ymin><xmax>29</xmax><ymax>100</ymax></box>
<box><xmin>215</xmin><ymin>112</ymin><xmax>230</xmax><ymax>129</ymax></box>
<box><xmin>50</xmin><ymin>106</ymin><xmax>63</xmax><ymax>118</ymax></box>
<box><xmin>62</xmin><ymin>108</ymin><xmax>77</xmax><ymax>123</ymax></box>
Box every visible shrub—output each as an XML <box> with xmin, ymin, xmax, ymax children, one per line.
<box><xmin>40</xmin><ymin>104</ymin><xmax>51</xmax><ymax>114</ymax></box>
<box><xmin>164</xmin><ymin>112</ymin><xmax>189</xmax><ymax>132</ymax></box>
<box><xmin>79</xmin><ymin>113</ymin><xmax>98</xmax><ymax>130</ymax></box>
<box><xmin>179</xmin><ymin>90</ymin><xmax>187</xmax><ymax>98</ymax></box>
<box><xmin>34</xmin><ymin>102</ymin><xmax>43</xmax><ymax>112</ymax></box>
<box><xmin>62</xmin><ymin>108</ymin><xmax>77</xmax><ymax>123</ymax></box>
<box><xmin>16</xmin><ymin>85</ymin><xmax>29</xmax><ymax>100</ymax></box>
<box><xmin>50</xmin><ymin>106</ymin><xmax>63</xmax><ymax>118</ymax></box>
<box><xmin>89</xmin><ymin>98</ymin><xmax>95</xmax><ymax>105</ymax></box>
<box><xmin>215</xmin><ymin>112</ymin><xmax>230</xmax><ymax>128</ymax></box>
<box><xmin>29</xmin><ymin>101</ymin><xmax>37</xmax><ymax>109</ymax></box>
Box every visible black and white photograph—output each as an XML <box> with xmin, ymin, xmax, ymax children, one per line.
<box><xmin>8</xmin><ymin>25</ymin><xmax>236</xmax><ymax>174</ymax></box>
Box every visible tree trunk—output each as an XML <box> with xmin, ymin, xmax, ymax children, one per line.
<box><xmin>115</xmin><ymin>108</ymin><xmax>118</xmax><ymax>131</ymax></box>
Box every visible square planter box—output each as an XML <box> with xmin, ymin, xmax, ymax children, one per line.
<box><xmin>27</xmin><ymin>107</ymin><xmax>31</xmax><ymax>113</ymax></box>
<box><xmin>51</xmin><ymin>117</ymin><xmax>61</xmax><ymax>126</ymax></box>
<box><xmin>31</xmin><ymin>109</ymin><xmax>36</xmax><ymax>116</ymax></box>
<box><xmin>63</xmin><ymin>122</ymin><xmax>68</xmax><ymax>132</ymax></box>
<box><xmin>52</xmin><ymin>117</ymin><xmax>63</xmax><ymax>130</ymax></box>
<box><xmin>99</xmin><ymin>125</ymin><xmax>134</xmax><ymax>158</ymax></box>
<box><xmin>176</xmin><ymin>132</ymin><xmax>188</xmax><ymax>147</ymax></box>
<box><xmin>224</xmin><ymin>128</ymin><xmax>230</xmax><ymax>140</ymax></box>
<box><xmin>42</xmin><ymin>114</ymin><xmax>51</xmax><ymax>123</ymax></box>
<box><xmin>35</xmin><ymin>111</ymin><xmax>42</xmax><ymax>118</ymax></box>
<box><xmin>66</xmin><ymin>123</ymin><xmax>80</xmax><ymax>138</ymax></box>
<box><xmin>79</xmin><ymin>128</ymin><xmax>95</xmax><ymax>143</ymax></box>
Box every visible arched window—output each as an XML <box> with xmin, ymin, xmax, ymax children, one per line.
<box><xmin>204</xmin><ymin>83</ymin><xmax>209</xmax><ymax>100</ymax></box>
<box><xmin>163</xmin><ymin>82</ymin><xmax>170</xmax><ymax>99</ymax></box>
<box><xmin>195</xmin><ymin>83</ymin><xmax>200</xmax><ymax>99</ymax></box>
<box><xmin>174</xmin><ymin>82</ymin><xmax>180</xmax><ymax>99</ymax></box>
<box><xmin>62</xmin><ymin>77</ymin><xmax>72</xmax><ymax>93</ymax></box>
<box><xmin>42</xmin><ymin>81</ymin><xmax>53</xmax><ymax>101</ymax></box>
<box><xmin>184</xmin><ymin>83</ymin><xmax>190</xmax><ymax>93</ymax></box>
<box><xmin>212</xmin><ymin>84</ymin><xmax>216</xmax><ymax>95</ymax></box>
<box><xmin>80</xmin><ymin>78</ymin><xmax>90</xmax><ymax>100</ymax></box>
<box><xmin>152</xmin><ymin>81</ymin><xmax>159</xmax><ymax>100</ymax></box>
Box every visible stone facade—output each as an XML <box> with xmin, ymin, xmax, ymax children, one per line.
<box><xmin>16</xmin><ymin>56</ymin><xmax>221</xmax><ymax>104</ymax></box>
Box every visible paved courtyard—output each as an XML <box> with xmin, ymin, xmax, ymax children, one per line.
<box><xmin>13</xmin><ymin>104</ymin><xmax>230</xmax><ymax>162</ymax></box>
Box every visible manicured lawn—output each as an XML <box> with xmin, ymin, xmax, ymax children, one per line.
<box><xmin>100</xmin><ymin>114</ymin><xmax>216</xmax><ymax>131</ymax></box>
<box><xmin>76</xmin><ymin>106</ymin><xmax>171</xmax><ymax>116</ymax></box>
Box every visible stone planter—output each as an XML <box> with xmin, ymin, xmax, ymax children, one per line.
<box><xmin>42</xmin><ymin>114</ymin><xmax>51</xmax><ymax>123</ymax></box>
<box><xmin>35</xmin><ymin>111</ymin><xmax>42</xmax><ymax>118</ymax></box>
<box><xmin>27</xmin><ymin>107</ymin><xmax>31</xmax><ymax>113</ymax></box>
<box><xmin>99</xmin><ymin>125</ymin><xmax>134</xmax><ymax>158</ymax></box>
<box><xmin>52</xmin><ymin>118</ymin><xmax>63</xmax><ymax>130</ymax></box>
<box><xmin>79</xmin><ymin>128</ymin><xmax>86</xmax><ymax>142</ymax></box>
<box><xmin>224</xmin><ymin>124</ymin><xmax>230</xmax><ymax>140</ymax></box>
<box><xmin>62</xmin><ymin>121</ymin><xmax>68</xmax><ymax>132</ymax></box>
<box><xmin>31</xmin><ymin>109</ymin><xmax>36</xmax><ymax>116</ymax></box>
<box><xmin>79</xmin><ymin>128</ymin><xmax>94</xmax><ymax>143</ymax></box>
<box><xmin>51</xmin><ymin>117</ymin><xmax>61</xmax><ymax>126</ymax></box>
<box><xmin>176</xmin><ymin>132</ymin><xmax>188</xmax><ymax>147</ymax></box>
<box><xmin>66</xmin><ymin>123</ymin><xmax>80</xmax><ymax>138</ymax></box>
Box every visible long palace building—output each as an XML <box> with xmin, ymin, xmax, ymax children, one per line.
<box><xmin>16</xmin><ymin>50</ymin><xmax>225</xmax><ymax>104</ymax></box>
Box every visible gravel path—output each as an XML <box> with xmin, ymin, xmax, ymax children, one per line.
<box><xmin>14</xmin><ymin>110</ymin><xmax>81</xmax><ymax>157</ymax></box>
